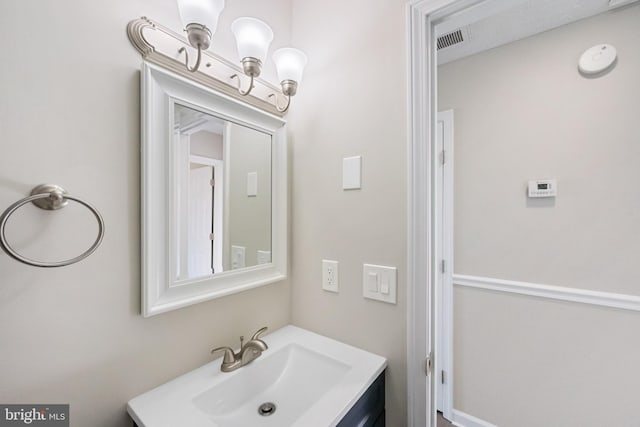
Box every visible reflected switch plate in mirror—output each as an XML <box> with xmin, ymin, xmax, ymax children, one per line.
<box><xmin>247</xmin><ymin>172</ymin><xmax>258</xmax><ymax>197</ymax></box>
<box><xmin>257</xmin><ymin>250</ymin><xmax>271</xmax><ymax>264</ymax></box>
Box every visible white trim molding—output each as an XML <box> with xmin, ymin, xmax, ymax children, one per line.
<box><xmin>451</xmin><ymin>409</ymin><xmax>497</xmax><ymax>427</ymax></box>
<box><xmin>406</xmin><ymin>1</ymin><xmax>462</xmax><ymax>426</ymax></box>
<box><xmin>453</xmin><ymin>274</ymin><xmax>640</xmax><ymax>312</ymax></box>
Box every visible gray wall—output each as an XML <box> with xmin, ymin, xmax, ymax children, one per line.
<box><xmin>439</xmin><ymin>5</ymin><xmax>640</xmax><ymax>426</ymax></box>
<box><xmin>0</xmin><ymin>1</ymin><xmax>292</xmax><ymax>426</ymax></box>
<box><xmin>289</xmin><ymin>0</ymin><xmax>409</xmax><ymax>424</ymax></box>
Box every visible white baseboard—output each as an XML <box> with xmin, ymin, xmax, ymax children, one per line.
<box><xmin>451</xmin><ymin>409</ymin><xmax>497</xmax><ymax>427</ymax></box>
<box><xmin>453</xmin><ymin>274</ymin><xmax>640</xmax><ymax>312</ymax></box>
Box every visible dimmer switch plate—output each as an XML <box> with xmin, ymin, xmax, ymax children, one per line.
<box><xmin>322</xmin><ymin>260</ymin><xmax>339</xmax><ymax>293</ymax></box>
<box><xmin>363</xmin><ymin>264</ymin><xmax>397</xmax><ymax>304</ymax></box>
<box><xmin>257</xmin><ymin>250</ymin><xmax>271</xmax><ymax>265</ymax></box>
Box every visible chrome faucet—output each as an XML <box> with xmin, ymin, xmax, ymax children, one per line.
<box><xmin>210</xmin><ymin>326</ymin><xmax>269</xmax><ymax>372</ymax></box>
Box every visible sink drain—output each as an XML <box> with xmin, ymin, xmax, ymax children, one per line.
<box><xmin>258</xmin><ymin>402</ymin><xmax>276</xmax><ymax>416</ymax></box>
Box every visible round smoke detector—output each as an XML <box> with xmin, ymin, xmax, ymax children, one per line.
<box><xmin>578</xmin><ymin>44</ymin><xmax>617</xmax><ymax>75</ymax></box>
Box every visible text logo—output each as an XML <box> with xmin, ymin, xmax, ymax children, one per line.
<box><xmin>0</xmin><ymin>405</ymin><xmax>69</xmax><ymax>426</ymax></box>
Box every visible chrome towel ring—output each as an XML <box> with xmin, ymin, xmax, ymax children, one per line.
<box><xmin>0</xmin><ymin>184</ymin><xmax>105</xmax><ymax>268</ymax></box>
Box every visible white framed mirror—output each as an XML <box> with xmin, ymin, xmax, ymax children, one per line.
<box><xmin>141</xmin><ymin>62</ymin><xmax>287</xmax><ymax>317</ymax></box>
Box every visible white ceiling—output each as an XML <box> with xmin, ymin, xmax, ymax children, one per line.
<box><xmin>175</xmin><ymin>104</ymin><xmax>225</xmax><ymax>135</ymax></box>
<box><xmin>435</xmin><ymin>0</ymin><xmax>639</xmax><ymax>64</ymax></box>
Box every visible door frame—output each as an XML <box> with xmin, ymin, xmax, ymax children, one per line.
<box><xmin>406</xmin><ymin>0</ymin><xmax>476</xmax><ymax>425</ymax></box>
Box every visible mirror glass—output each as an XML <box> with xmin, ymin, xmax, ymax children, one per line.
<box><xmin>173</xmin><ymin>103</ymin><xmax>272</xmax><ymax>280</ymax></box>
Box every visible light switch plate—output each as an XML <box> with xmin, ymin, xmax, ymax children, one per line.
<box><xmin>363</xmin><ymin>263</ymin><xmax>397</xmax><ymax>304</ymax></box>
<box><xmin>322</xmin><ymin>260</ymin><xmax>339</xmax><ymax>293</ymax></box>
<box><xmin>342</xmin><ymin>156</ymin><xmax>361</xmax><ymax>190</ymax></box>
<box><xmin>247</xmin><ymin>172</ymin><xmax>258</xmax><ymax>197</ymax></box>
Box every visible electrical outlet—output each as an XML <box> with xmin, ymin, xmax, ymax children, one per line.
<box><xmin>322</xmin><ymin>260</ymin><xmax>339</xmax><ymax>293</ymax></box>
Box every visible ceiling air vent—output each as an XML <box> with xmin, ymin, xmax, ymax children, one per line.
<box><xmin>437</xmin><ymin>29</ymin><xmax>465</xmax><ymax>50</ymax></box>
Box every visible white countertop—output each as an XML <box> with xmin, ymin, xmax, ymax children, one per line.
<box><xmin>127</xmin><ymin>325</ymin><xmax>387</xmax><ymax>427</ymax></box>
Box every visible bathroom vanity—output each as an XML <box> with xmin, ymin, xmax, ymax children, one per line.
<box><xmin>127</xmin><ymin>326</ymin><xmax>386</xmax><ymax>427</ymax></box>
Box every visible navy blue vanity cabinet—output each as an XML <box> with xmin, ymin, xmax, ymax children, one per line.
<box><xmin>337</xmin><ymin>370</ymin><xmax>385</xmax><ymax>427</ymax></box>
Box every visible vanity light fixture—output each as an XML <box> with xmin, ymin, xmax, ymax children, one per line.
<box><xmin>270</xmin><ymin>48</ymin><xmax>308</xmax><ymax>112</ymax></box>
<box><xmin>176</xmin><ymin>0</ymin><xmax>225</xmax><ymax>72</ymax></box>
<box><xmin>230</xmin><ymin>17</ymin><xmax>274</xmax><ymax>96</ymax></box>
<box><xmin>146</xmin><ymin>3</ymin><xmax>307</xmax><ymax>113</ymax></box>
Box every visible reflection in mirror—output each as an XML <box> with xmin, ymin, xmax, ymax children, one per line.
<box><xmin>173</xmin><ymin>104</ymin><xmax>272</xmax><ymax>281</ymax></box>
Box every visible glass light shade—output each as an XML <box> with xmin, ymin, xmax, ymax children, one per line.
<box><xmin>231</xmin><ymin>17</ymin><xmax>274</xmax><ymax>63</ymax></box>
<box><xmin>176</xmin><ymin>0</ymin><xmax>225</xmax><ymax>34</ymax></box>
<box><xmin>272</xmin><ymin>48</ymin><xmax>308</xmax><ymax>83</ymax></box>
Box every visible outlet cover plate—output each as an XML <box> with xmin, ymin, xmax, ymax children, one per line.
<box><xmin>322</xmin><ymin>260</ymin><xmax>339</xmax><ymax>293</ymax></box>
<box><xmin>231</xmin><ymin>245</ymin><xmax>246</xmax><ymax>270</ymax></box>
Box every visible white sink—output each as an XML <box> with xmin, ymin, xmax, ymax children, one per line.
<box><xmin>127</xmin><ymin>325</ymin><xmax>387</xmax><ymax>427</ymax></box>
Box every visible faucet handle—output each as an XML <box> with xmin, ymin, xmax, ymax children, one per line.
<box><xmin>211</xmin><ymin>346</ymin><xmax>236</xmax><ymax>364</ymax></box>
<box><xmin>251</xmin><ymin>326</ymin><xmax>268</xmax><ymax>341</ymax></box>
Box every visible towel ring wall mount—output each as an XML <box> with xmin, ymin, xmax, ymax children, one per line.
<box><xmin>0</xmin><ymin>184</ymin><xmax>105</xmax><ymax>268</ymax></box>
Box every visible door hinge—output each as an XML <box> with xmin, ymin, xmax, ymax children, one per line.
<box><xmin>209</xmin><ymin>233</ymin><xmax>215</xmax><ymax>240</ymax></box>
<box><xmin>425</xmin><ymin>351</ymin><xmax>433</xmax><ymax>376</ymax></box>
<box><xmin>210</xmin><ymin>179</ymin><xmax>215</xmax><ymax>187</ymax></box>
<box><xmin>441</xmin><ymin>259</ymin><xmax>446</xmax><ymax>273</ymax></box>
<box><xmin>441</xmin><ymin>369</ymin><xmax>446</xmax><ymax>384</ymax></box>
<box><xmin>441</xmin><ymin>150</ymin><xmax>446</xmax><ymax>165</ymax></box>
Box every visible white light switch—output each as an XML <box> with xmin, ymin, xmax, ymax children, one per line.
<box><xmin>231</xmin><ymin>245</ymin><xmax>246</xmax><ymax>269</ymax></box>
<box><xmin>247</xmin><ymin>172</ymin><xmax>258</xmax><ymax>197</ymax></box>
<box><xmin>343</xmin><ymin>156</ymin><xmax>361</xmax><ymax>190</ymax></box>
<box><xmin>380</xmin><ymin>275</ymin><xmax>390</xmax><ymax>295</ymax></box>
<box><xmin>363</xmin><ymin>264</ymin><xmax>397</xmax><ymax>304</ymax></box>
<box><xmin>322</xmin><ymin>260</ymin><xmax>339</xmax><ymax>293</ymax></box>
<box><xmin>368</xmin><ymin>272</ymin><xmax>379</xmax><ymax>292</ymax></box>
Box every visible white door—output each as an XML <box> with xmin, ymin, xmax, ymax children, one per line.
<box><xmin>436</xmin><ymin>110</ymin><xmax>454</xmax><ymax>421</ymax></box>
<box><xmin>188</xmin><ymin>164</ymin><xmax>214</xmax><ymax>277</ymax></box>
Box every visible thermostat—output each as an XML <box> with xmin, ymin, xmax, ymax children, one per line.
<box><xmin>528</xmin><ymin>179</ymin><xmax>557</xmax><ymax>198</ymax></box>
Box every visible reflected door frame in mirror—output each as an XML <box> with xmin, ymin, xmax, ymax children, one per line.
<box><xmin>141</xmin><ymin>62</ymin><xmax>287</xmax><ymax>317</ymax></box>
